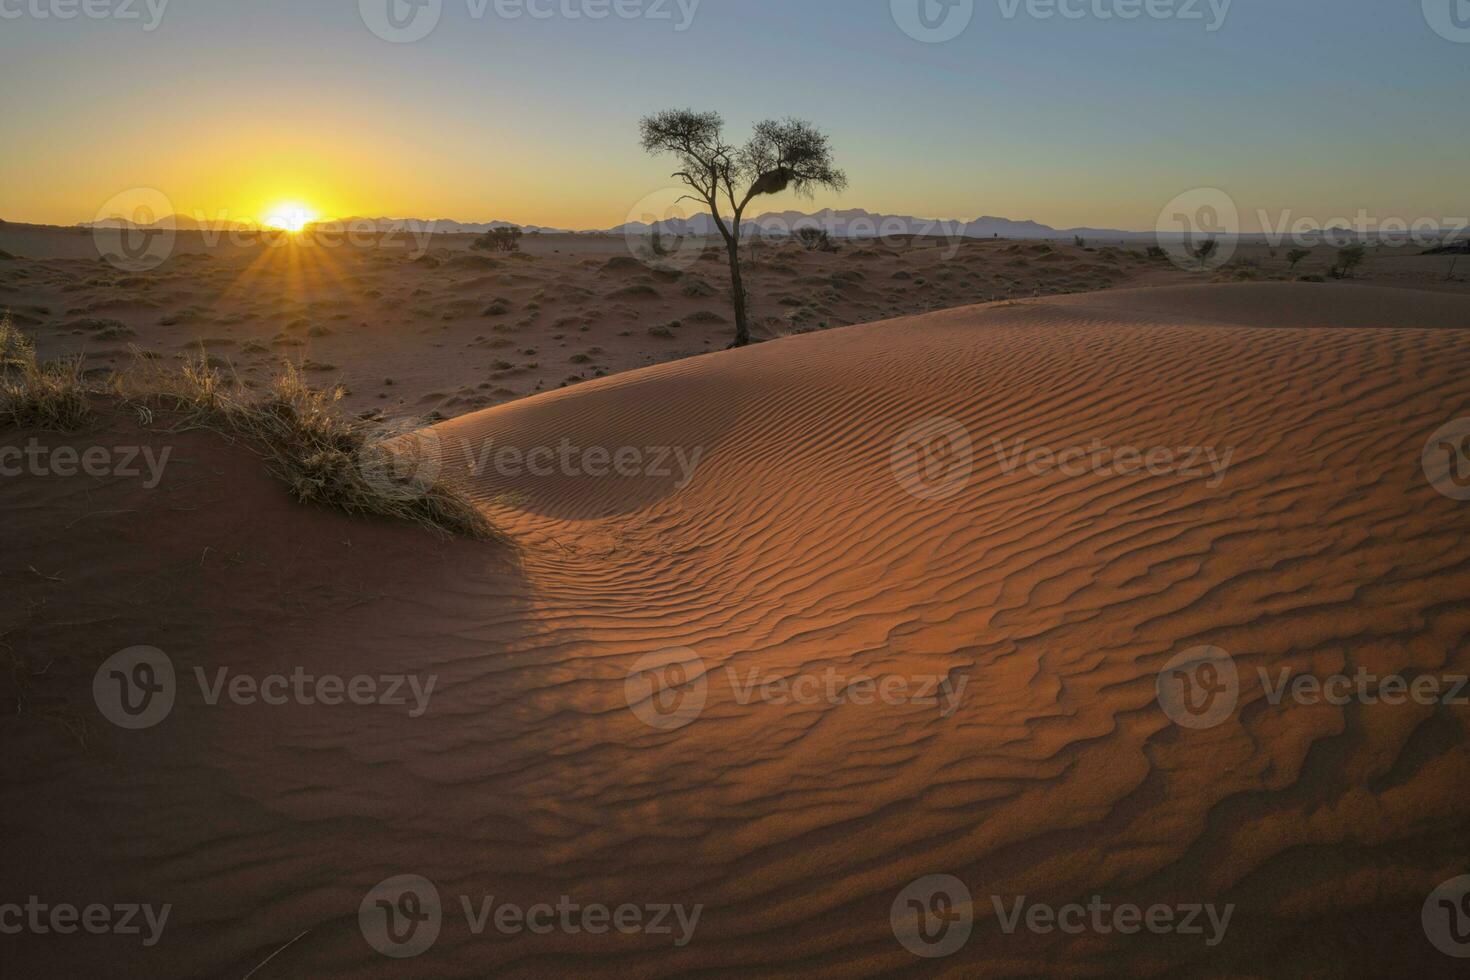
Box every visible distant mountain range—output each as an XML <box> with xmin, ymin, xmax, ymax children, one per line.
<box><xmin>66</xmin><ymin>209</ymin><xmax>1470</xmax><ymax>244</ymax></box>
<box><xmin>77</xmin><ymin>209</ymin><xmax>1148</xmax><ymax>240</ymax></box>
<box><xmin>605</xmin><ymin>208</ymin><xmax>1153</xmax><ymax>241</ymax></box>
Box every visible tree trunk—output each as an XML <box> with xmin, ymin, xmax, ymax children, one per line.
<box><xmin>725</xmin><ymin>239</ymin><xmax>750</xmax><ymax>347</ymax></box>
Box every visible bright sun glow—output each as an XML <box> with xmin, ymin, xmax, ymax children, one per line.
<box><xmin>262</xmin><ymin>203</ymin><xmax>316</xmax><ymax>233</ymax></box>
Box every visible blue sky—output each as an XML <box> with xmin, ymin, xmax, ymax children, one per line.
<box><xmin>1</xmin><ymin>0</ymin><xmax>1465</xmax><ymax>230</ymax></box>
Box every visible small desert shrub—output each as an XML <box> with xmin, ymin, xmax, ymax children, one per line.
<box><xmin>472</xmin><ymin>227</ymin><xmax>523</xmax><ymax>253</ymax></box>
<box><xmin>796</xmin><ymin>228</ymin><xmax>835</xmax><ymax>252</ymax></box>
<box><xmin>0</xmin><ymin>311</ymin><xmax>93</xmax><ymax>431</ymax></box>
<box><xmin>1189</xmin><ymin>238</ymin><xmax>1219</xmax><ymax>268</ymax></box>
<box><xmin>1073</xmin><ymin>235</ymin><xmax>1086</xmax><ymax>248</ymax></box>
<box><xmin>134</xmin><ymin>355</ymin><xmax>498</xmax><ymax>540</ymax></box>
<box><xmin>1330</xmin><ymin>245</ymin><xmax>1366</xmax><ymax>279</ymax></box>
<box><xmin>0</xmin><ymin>317</ymin><xmax>494</xmax><ymax>540</ymax></box>
<box><xmin>1286</xmin><ymin>248</ymin><xmax>1310</xmax><ymax>271</ymax></box>
<box><xmin>1146</xmin><ymin>245</ymin><xmax>1167</xmax><ymax>260</ymax></box>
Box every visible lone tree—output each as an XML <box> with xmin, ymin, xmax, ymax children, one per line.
<box><xmin>640</xmin><ymin>109</ymin><xmax>846</xmax><ymax>346</ymax></box>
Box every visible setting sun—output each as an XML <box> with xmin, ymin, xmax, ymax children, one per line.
<box><xmin>263</xmin><ymin>203</ymin><xmax>316</xmax><ymax>233</ymax></box>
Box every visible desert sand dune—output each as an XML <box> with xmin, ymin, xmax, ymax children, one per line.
<box><xmin>4</xmin><ymin>283</ymin><xmax>1469</xmax><ymax>977</ymax></box>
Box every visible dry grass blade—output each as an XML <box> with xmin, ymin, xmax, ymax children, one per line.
<box><xmin>1</xmin><ymin>318</ymin><xmax>499</xmax><ymax>541</ymax></box>
<box><xmin>0</xmin><ymin>309</ymin><xmax>93</xmax><ymax>431</ymax></box>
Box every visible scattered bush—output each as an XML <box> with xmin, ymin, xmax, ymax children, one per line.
<box><xmin>1146</xmin><ymin>245</ymin><xmax>1167</xmax><ymax>260</ymax></box>
<box><xmin>0</xmin><ymin>311</ymin><xmax>92</xmax><ymax>431</ymax></box>
<box><xmin>1189</xmin><ymin>238</ymin><xmax>1219</xmax><ymax>269</ymax></box>
<box><xmin>472</xmin><ymin>227</ymin><xmax>523</xmax><ymax>253</ymax></box>
<box><xmin>1286</xmin><ymin>248</ymin><xmax>1310</xmax><ymax>271</ymax></box>
<box><xmin>0</xmin><ymin>315</ymin><xmax>495</xmax><ymax>539</ymax></box>
<box><xmin>1330</xmin><ymin>245</ymin><xmax>1366</xmax><ymax>279</ymax></box>
<box><xmin>796</xmin><ymin>228</ymin><xmax>835</xmax><ymax>252</ymax></box>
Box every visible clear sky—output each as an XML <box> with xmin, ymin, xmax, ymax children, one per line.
<box><xmin>1</xmin><ymin>0</ymin><xmax>1465</xmax><ymax>231</ymax></box>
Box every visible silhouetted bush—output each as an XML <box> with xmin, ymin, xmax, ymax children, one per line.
<box><xmin>472</xmin><ymin>227</ymin><xmax>523</xmax><ymax>252</ymax></box>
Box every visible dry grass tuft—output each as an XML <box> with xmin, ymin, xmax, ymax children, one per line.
<box><xmin>0</xmin><ymin>316</ymin><xmax>497</xmax><ymax>540</ymax></box>
<box><xmin>0</xmin><ymin>310</ymin><xmax>93</xmax><ymax>431</ymax></box>
<box><xmin>126</xmin><ymin>352</ymin><xmax>501</xmax><ymax>540</ymax></box>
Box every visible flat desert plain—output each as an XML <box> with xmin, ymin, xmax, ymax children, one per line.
<box><xmin>2</xmin><ymin>226</ymin><xmax>1470</xmax><ymax>977</ymax></box>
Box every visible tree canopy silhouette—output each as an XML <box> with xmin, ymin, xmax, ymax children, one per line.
<box><xmin>640</xmin><ymin>109</ymin><xmax>846</xmax><ymax>346</ymax></box>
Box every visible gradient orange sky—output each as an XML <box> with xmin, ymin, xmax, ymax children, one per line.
<box><xmin>1</xmin><ymin>0</ymin><xmax>1465</xmax><ymax>232</ymax></box>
